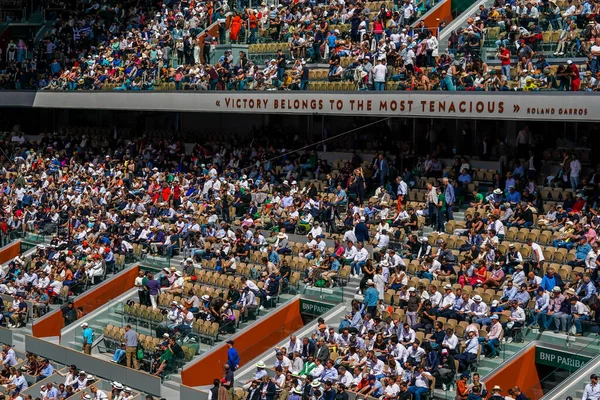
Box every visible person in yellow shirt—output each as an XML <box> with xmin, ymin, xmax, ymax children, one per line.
<box><xmin>523</xmin><ymin>77</ymin><xmax>539</xmax><ymax>91</ymax></box>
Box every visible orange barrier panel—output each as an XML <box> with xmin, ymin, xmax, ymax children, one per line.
<box><xmin>32</xmin><ymin>265</ymin><xmax>140</xmax><ymax>338</ymax></box>
<box><xmin>484</xmin><ymin>346</ymin><xmax>542</xmax><ymax>399</ymax></box>
<box><xmin>422</xmin><ymin>0</ymin><xmax>453</xmax><ymax>34</ymax></box>
<box><xmin>0</xmin><ymin>240</ymin><xmax>21</xmax><ymax>265</ymax></box>
<box><xmin>181</xmin><ymin>298</ymin><xmax>304</xmax><ymax>387</ymax></box>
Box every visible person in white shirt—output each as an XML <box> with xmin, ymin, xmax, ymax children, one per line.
<box><xmin>441</xmin><ymin>328</ymin><xmax>459</xmax><ymax>354</ymax></box>
<box><xmin>308</xmin><ymin>222</ymin><xmax>323</xmax><ymax>238</ymax></box>
<box><xmin>426</xmin><ymin>286</ymin><xmax>442</xmax><ymax>309</ymax></box>
<box><xmin>309</xmin><ymin>358</ymin><xmax>325</xmax><ymax>380</ymax></box>
<box><xmin>398</xmin><ymin>323</ymin><xmax>416</xmax><ymax>345</ymax></box>
<box><xmin>367</xmin><ymin>351</ymin><xmax>385</xmax><ymax>376</ymax></box>
<box><xmin>582</xmin><ymin>373</ymin><xmax>600</xmax><ymax>400</ymax></box>
<box><xmin>405</xmin><ymin>341</ymin><xmax>426</xmax><ymax>364</ymax></box>
<box><xmin>383</xmin><ymin>377</ymin><xmax>400</xmax><ymax>397</ymax></box>
<box><xmin>439</xmin><ymin>284</ymin><xmax>456</xmax><ymax>314</ymax></box>
<box><xmin>468</xmin><ymin>295</ymin><xmax>489</xmax><ymax>323</ymax></box>
<box><xmin>570</xmin><ymin>153</ymin><xmax>582</xmax><ymax>190</ymax></box>
<box><xmin>338</xmin><ymin>366</ymin><xmax>353</xmax><ymax>387</ymax></box>
<box><xmin>371</xmin><ymin>59</ymin><xmax>387</xmax><ymax>91</ymax></box>
<box><xmin>373</xmin><ymin>230</ymin><xmax>390</xmax><ymax>253</ymax></box>
<box><xmin>455</xmin><ymin>330</ymin><xmax>479</xmax><ymax>371</ymax></box>
<box><xmin>570</xmin><ymin>297</ymin><xmax>590</xmax><ymax>335</ymax></box>
<box><xmin>585</xmin><ymin>243</ymin><xmax>600</xmax><ymax>272</ymax></box>
<box><xmin>504</xmin><ymin>301</ymin><xmax>526</xmax><ymax>343</ymax></box>
<box><xmin>274</xmin><ymin>351</ymin><xmax>291</xmax><ymax>371</ymax></box>
<box><xmin>350</xmin><ymin>242</ymin><xmax>368</xmax><ymax>277</ymax></box>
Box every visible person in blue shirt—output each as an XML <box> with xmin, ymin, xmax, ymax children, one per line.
<box><xmin>476</xmin><ymin>300</ymin><xmax>504</xmax><ymax>327</ymax></box>
<box><xmin>506</xmin><ymin>186</ymin><xmax>521</xmax><ymax>204</ymax></box>
<box><xmin>576</xmin><ymin>274</ymin><xmax>597</xmax><ymax>303</ymax></box>
<box><xmin>334</xmin><ymin>186</ymin><xmax>347</xmax><ymax>206</ymax></box>
<box><xmin>457</xmin><ymin>170</ymin><xmax>472</xmax><ymax>186</ymax></box>
<box><xmin>540</xmin><ymin>267</ymin><xmax>563</xmax><ymax>292</ymax></box>
<box><xmin>510</xmin><ymin>283</ymin><xmax>531</xmax><ymax>308</ymax></box>
<box><xmin>323</xmin><ymin>255</ymin><xmax>341</xmax><ymax>286</ymax></box>
<box><xmin>81</xmin><ymin>322</ymin><xmax>94</xmax><ymax>354</ymax></box>
<box><xmin>363</xmin><ymin>280</ymin><xmax>379</xmax><ymax>317</ymax></box>
<box><xmin>226</xmin><ymin>340</ymin><xmax>240</xmax><ymax>371</ymax></box>
<box><xmin>569</xmin><ymin>236</ymin><xmax>592</xmax><ymax>267</ymax></box>
<box><xmin>365</xmin><ymin>375</ymin><xmax>383</xmax><ymax>397</ymax></box>
<box><xmin>36</xmin><ymin>359</ymin><xmax>54</xmax><ymax>382</ymax></box>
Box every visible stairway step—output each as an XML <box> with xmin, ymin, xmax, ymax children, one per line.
<box><xmin>162</xmin><ymin>379</ymin><xmax>181</xmax><ymax>391</ymax></box>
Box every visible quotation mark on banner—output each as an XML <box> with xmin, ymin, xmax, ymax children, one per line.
<box><xmin>513</xmin><ymin>104</ymin><xmax>520</xmax><ymax>113</ymax></box>
<box><xmin>216</xmin><ymin>100</ymin><xmax>221</xmax><ymax>107</ymax></box>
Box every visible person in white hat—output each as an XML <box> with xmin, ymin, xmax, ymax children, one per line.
<box><xmin>163</xmin><ymin>270</ymin><xmax>184</xmax><ymax>295</ymax></box>
<box><xmin>122</xmin><ymin>387</ymin><xmax>134</xmax><ymax>400</ymax></box>
<box><xmin>81</xmin><ymin>322</ymin><xmax>93</xmax><ymax>355</ymax></box>
<box><xmin>439</xmin><ymin>283</ymin><xmax>456</xmax><ymax>315</ymax></box>
<box><xmin>242</xmin><ymin>362</ymin><xmax>268</xmax><ymax>389</ymax></box>
<box><xmin>481</xmin><ymin>312</ymin><xmax>502</xmax><ymax>359</ymax></box>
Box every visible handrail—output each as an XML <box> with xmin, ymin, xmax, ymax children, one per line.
<box><xmin>411</xmin><ymin>0</ymin><xmax>449</xmax><ymax>28</ymax></box>
<box><xmin>541</xmin><ymin>351</ymin><xmax>600</xmax><ymax>399</ymax></box>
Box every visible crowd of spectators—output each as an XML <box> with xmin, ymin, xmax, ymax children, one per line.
<box><xmin>442</xmin><ymin>0</ymin><xmax>600</xmax><ymax>91</ymax></box>
<box><xmin>0</xmin><ymin>120</ymin><xmax>597</xmax><ymax>396</ymax></box>
<box><xmin>1</xmin><ymin>0</ymin><xmax>596</xmax><ymax>90</ymax></box>
<box><xmin>0</xmin><ymin>350</ymin><xmax>141</xmax><ymax>399</ymax></box>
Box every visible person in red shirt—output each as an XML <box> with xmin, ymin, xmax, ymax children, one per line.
<box><xmin>247</xmin><ymin>9</ymin><xmax>258</xmax><ymax>44</ymax></box>
<box><xmin>497</xmin><ymin>44</ymin><xmax>512</xmax><ymax>78</ymax></box>
<box><xmin>173</xmin><ymin>184</ymin><xmax>181</xmax><ymax>208</ymax></box>
<box><xmin>568</xmin><ymin>60</ymin><xmax>581</xmax><ymax>91</ymax></box>
<box><xmin>161</xmin><ymin>183</ymin><xmax>171</xmax><ymax>203</ymax></box>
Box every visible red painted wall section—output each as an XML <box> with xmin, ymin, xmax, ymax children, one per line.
<box><xmin>32</xmin><ymin>266</ymin><xmax>139</xmax><ymax>338</ymax></box>
<box><xmin>484</xmin><ymin>346</ymin><xmax>542</xmax><ymax>399</ymax></box>
<box><xmin>421</xmin><ymin>0</ymin><xmax>453</xmax><ymax>34</ymax></box>
<box><xmin>181</xmin><ymin>298</ymin><xmax>304</xmax><ymax>387</ymax></box>
<box><xmin>0</xmin><ymin>241</ymin><xmax>21</xmax><ymax>264</ymax></box>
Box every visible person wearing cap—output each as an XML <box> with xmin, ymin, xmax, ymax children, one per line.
<box><xmin>569</xmin><ymin>236</ymin><xmax>594</xmax><ymax>268</ymax></box>
<box><xmin>163</xmin><ymin>269</ymin><xmax>184</xmax><ymax>295</ymax></box>
<box><xmin>569</xmin><ymin>296</ymin><xmax>590</xmax><ymax>336</ymax></box>
<box><xmin>121</xmin><ymin>387</ymin><xmax>134</xmax><ymax>400</ymax></box>
<box><xmin>506</xmin><ymin>244</ymin><xmax>523</xmax><ymax>272</ymax></box>
<box><xmin>481</xmin><ymin>314</ymin><xmax>502</xmax><ymax>358</ymax></box>
<box><xmin>153</xmin><ymin>341</ymin><xmax>174</xmax><ymax>377</ymax></box>
<box><xmin>363</xmin><ymin>278</ymin><xmax>379</xmax><ymax>317</ymax></box>
<box><xmin>81</xmin><ymin>322</ymin><xmax>93</xmax><ymax>355</ymax></box>
<box><xmin>502</xmin><ymin>301</ymin><xmax>526</xmax><ymax>343</ymax></box>
<box><xmin>582</xmin><ymin>373</ymin><xmax>600</xmax><ymax>400</ymax></box>
<box><xmin>226</xmin><ymin>340</ymin><xmax>239</xmax><ymax>371</ymax></box>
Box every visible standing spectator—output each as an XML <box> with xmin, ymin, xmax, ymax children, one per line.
<box><xmin>515</xmin><ymin>125</ymin><xmax>532</xmax><ymax>160</ymax></box>
<box><xmin>81</xmin><ymin>323</ymin><xmax>93</xmax><ymax>355</ymax></box>
<box><xmin>570</xmin><ymin>153</ymin><xmax>582</xmax><ymax>190</ymax></box>
<box><xmin>145</xmin><ymin>273</ymin><xmax>160</xmax><ymax>310</ymax></box>
<box><xmin>443</xmin><ymin>178</ymin><xmax>455</xmax><ymax>221</ymax></box>
<box><xmin>227</xmin><ymin>340</ymin><xmax>240</xmax><ymax>372</ymax></box>
<box><xmin>497</xmin><ymin>44</ymin><xmax>511</xmax><ymax>78</ymax></box>
<box><xmin>124</xmin><ymin>325</ymin><xmax>139</xmax><ymax>370</ymax></box>
<box><xmin>372</xmin><ymin>59</ymin><xmax>387</xmax><ymax>91</ymax></box>
<box><xmin>364</xmin><ymin>280</ymin><xmax>379</xmax><ymax>316</ymax></box>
